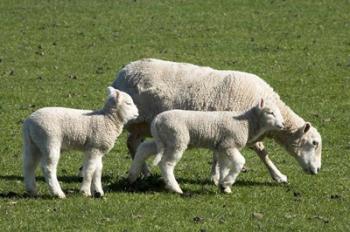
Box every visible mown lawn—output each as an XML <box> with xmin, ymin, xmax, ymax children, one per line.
<box><xmin>0</xmin><ymin>0</ymin><xmax>349</xmax><ymax>231</ymax></box>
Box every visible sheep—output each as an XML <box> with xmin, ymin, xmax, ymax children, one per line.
<box><xmin>23</xmin><ymin>87</ymin><xmax>138</xmax><ymax>198</ymax></box>
<box><xmin>112</xmin><ymin>58</ymin><xmax>322</xmax><ymax>184</ymax></box>
<box><xmin>128</xmin><ymin>98</ymin><xmax>285</xmax><ymax>194</ymax></box>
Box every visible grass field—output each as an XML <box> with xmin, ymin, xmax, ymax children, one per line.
<box><xmin>0</xmin><ymin>0</ymin><xmax>349</xmax><ymax>231</ymax></box>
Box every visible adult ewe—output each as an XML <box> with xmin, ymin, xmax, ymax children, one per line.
<box><xmin>23</xmin><ymin>87</ymin><xmax>138</xmax><ymax>198</ymax></box>
<box><xmin>113</xmin><ymin>58</ymin><xmax>322</xmax><ymax>183</ymax></box>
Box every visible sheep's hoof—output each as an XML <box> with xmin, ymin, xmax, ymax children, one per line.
<box><xmin>25</xmin><ymin>190</ymin><xmax>38</xmax><ymax>198</ymax></box>
<box><xmin>273</xmin><ymin>174</ymin><xmax>288</xmax><ymax>183</ymax></box>
<box><xmin>93</xmin><ymin>191</ymin><xmax>104</xmax><ymax>198</ymax></box>
<box><xmin>166</xmin><ymin>185</ymin><xmax>183</xmax><ymax>194</ymax></box>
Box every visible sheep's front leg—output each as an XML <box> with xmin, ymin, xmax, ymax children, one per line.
<box><xmin>81</xmin><ymin>149</ymin><xmax>103</xmax><ymax>197</ymax></box>
<box><xmin>252</xmin><ymin>142</ymin><xmax>288</xmax><ymax>183</ymax></box>
<box><xmin>127</xmin><ymin>131</ymin><xmax>151</xmax><ymax>177</ymax></box>
<box><xmin>128</xmin><ymin>141</ymin><xmax>157</xmax><ymax>183</ymax></box>
<box><xmin>218</xmin><ymin>148</ymin><xmax>245</xmax><ymax>194</ymax></box>
<box><xmin>91</xmin><ymin>155</ymin><xmax>104</xmax><ymax>197</ymax></box>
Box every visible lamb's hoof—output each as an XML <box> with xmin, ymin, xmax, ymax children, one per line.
<box><xmin>80</xmin><ymin>190</ymin><xmax>92</xmax><ymax>197</ymax></box>
<box><xmin>54</xmin><ymin>192</ymin><xmax>66</xmax><ymax>199</ymax></box>
<box><xmin>220</xmin><ymin>185</ymin><xmax>232</xmax><ymax>194</ymax></box>
<box><xmin>273</xmin><ymin>174</ymin><xmax>288</xmax><ymax>183</ymax></box>
<box><xmin>166</xmin><ymin>185</ymin><xmax>183</xmax><ymax>194</ymax></box>
<box><xmin>210</xmin><ymin>175</ymin><xmax>220</xmax><ymax>186</ymax></box>
<box><xmin>93</xmin><ymin>191</ymin><xmax>104</xmax><ymax>198</ymax></box>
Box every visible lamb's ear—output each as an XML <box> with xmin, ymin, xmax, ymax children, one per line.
<box><xmin>259</xmin><ymin>98</ymin><xmax>265</xmax><ymax>109</ymax></box>
<box><xmin>303</xmin><ymin>122</ymin><xmax>312</xmax><ymax>134</ymax></box>
<box><xmin>106</xmin><ymin>86</ymin><xmax>117</xmax><ymax>97</ymax></box>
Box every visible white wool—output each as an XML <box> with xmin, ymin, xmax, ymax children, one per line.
<box><xmin>114</xmin><ymin>58</ymin><xmax>322</xmax><ymax>182</ymax></box>
<box><xmin>23</xmin><ymin>87</ymin><xmax>138</xmax><ymax>198</ymax></box>
<box><xmin>128</xmin><ymin>100</ymin><xmax>284</xmax><ymax>194</ymax></box>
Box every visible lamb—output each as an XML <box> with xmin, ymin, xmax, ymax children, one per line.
<box><xmin>128</xmin><ymin>99</ymin><xmax>285</xmax><ymax>194</ymax></box>
<box><xmin>113</xmin><ymin>58</ymin><xmax>322</xmax><ymax>184</ymax></box>
<box><xmin>23</xmin><ymin>87</ymin><xmax>138</xmax><ymax>198</ymax></box>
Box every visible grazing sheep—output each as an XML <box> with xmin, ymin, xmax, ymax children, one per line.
<box><xmin>23</xmin><ymin>87</ymin><xmax>138</xmax><ymax>198</ymax></box>
<box><xmin>113</xmin><ymin>58</ymin><xmax>322</xmax><ymax>183</ymax></box>
<box><xmin>128</xmin><ymin>99</ymin><xmax>285</xmax><ymax>194</ymax></box>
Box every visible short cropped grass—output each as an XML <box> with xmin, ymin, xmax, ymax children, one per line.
<box><xmin>0</xmin><ymin>0</ymin><xmax>349</xmax><ymax>231</ymax></box>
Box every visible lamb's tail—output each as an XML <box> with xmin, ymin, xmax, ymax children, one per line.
<box><xmin>150</xmin><ymin>117</ymin><xmax>164</xmax><ymax>166</ymax></box>
<box><xmin>152</xmin><ymin>142</ymin><xmax>164</xmax><ymax>166</ymax></box>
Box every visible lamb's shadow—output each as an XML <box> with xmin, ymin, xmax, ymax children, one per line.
<box><xmin>106</xmin><ymin>175</ymin><xmax>282</xmax><ymax>195</ymax></box>
<box><xmin>0</xmin><ymin>174</ymin><xmax>113</xmax><ymax>199</ymax></box>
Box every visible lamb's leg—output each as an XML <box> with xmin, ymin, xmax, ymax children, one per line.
<box><xmin>40</xmin><ymin>143</ymin><xmax>65</xmax><ymax>198</ymax></box>
<box><xmin>220</xmin><ymin>148</ymin><xmax>246</xmax><ymax>194</ymax></box>
<box><xmin>81</xmin><ymin>149</ymin><xmax>103</xmax><ymax>197</ymax></box>
<box><xmin>217</xmin><ymin>151</ymin><xmax>232</xmax><ymax>193</ymax></box>
<box><xmin>127</xmin><ymin>125</ymin><xmax>151</xmax><ymax>177</ymax></box>
<box><xmin>252</xmin><ymin>142</ymin><xmax>288</xmax><ymax>183</ymax></box>
<box><xmin>128</xmin><ymin>141</ymin><xmax>157</xmax><ymax>183</ymax></box>
<box><xmin>159</xmin><ymin>147</ymin><xmax>184</xmax><ymax>194</ymax></box>
<box><xmin>23</xmin><ymin>139</ymin><xmax>41</xmax><ymax>196</ymax></box>
<box><xmin>91</xmin><ymin>155</ymin><xmax>103</xmax><ymax>197</ymax></box>
<box><xmin>210</xmin><ymin>151</ymin><xmax>220</xmax><ymax>186</ymax></box>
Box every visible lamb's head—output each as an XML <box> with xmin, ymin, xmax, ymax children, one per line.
<box><xmin>287</xmin><ymin>123</ymin><xmax>322</xmax><ymax>175</ymax></box>
<box><xmin>105</xmin><ymin>86</ymin><xmax>139</xmax><ymax>123</ymax></box>
<box><xmin>256</xmin><ymin>98</ymin><xmax>285</xmax><ymax>132</ymax></box>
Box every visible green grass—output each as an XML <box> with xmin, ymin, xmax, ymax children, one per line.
<box><xmin>1</xmin><ymin>0</ymin><xmax>349</xmax><ymax>231</ymax></box>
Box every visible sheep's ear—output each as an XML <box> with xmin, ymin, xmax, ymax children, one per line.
<box><xmin>259</xmin><ymin>98</ymin><xmax>264</xmax><ymax>109</ymax></box>
<box><xmin>303</xmin><ymin>122</ymin><xmax>311</xmax><ymax>134</ymax></box>
<box><xmin>106</xmin><ymin>86</ymin><xmax>117</xmax><ymax>97</ymax></box>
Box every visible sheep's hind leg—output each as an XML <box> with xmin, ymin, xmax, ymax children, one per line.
<box><xmin>40</xmin><ymin>143</ymin><xmax>65</xmax><ymax>198</ymax></box>
<box><xmin>221</xmin><ymin>148</ymin><xmax>245</xmax><ymax>193</ymax></box>
<box><xmin>81</xmin><ymin>149</ymin><xmax>102</xmax><ymax>197</ymax></box>
<box><xmin>91</xmin><ymin>155</ymin><xmax>104</xmax><ymax>197</ymax></box>
<box><xmin>159</xmin><ymin>147</ymin><xmax>184</xmax><ymax>194</ymax></box>
<box><xmin>252</xmin><ymin>142</ymin><xmax>288</xmax><ymax>183</ymax></box>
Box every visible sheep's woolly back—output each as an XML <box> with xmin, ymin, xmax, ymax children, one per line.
<box><xmin>113</xmin><ymin>58</ymin><xmax>305</xmax><ymax>134</ymax></box>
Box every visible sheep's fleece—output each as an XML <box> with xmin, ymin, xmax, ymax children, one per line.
<box><xmin>113</xmin><ymin>58</ymin><xmax>322</xmax><ymax>181</ymax></box>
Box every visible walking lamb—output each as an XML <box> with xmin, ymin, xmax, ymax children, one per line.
<box><xmin>23</xmin><ymin>87</ymin><xmax>138</xmax><ymax>198</ymax></box>
<box><xmin>128</xmin><ymin>98</ymin><xmax>284</xmax><ymax>194</ymax></box>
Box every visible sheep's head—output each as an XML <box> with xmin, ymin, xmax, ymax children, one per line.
<box><xmin>256</xmin><ymin>98</ymin><xmax>285</xmax><ymax>132</ymax></box>
<box><xmin>106</xmin><ymin>86</ymin><xmax>139</xmax><ymax>123</ymax></box>
<box><xmin>288</xmin><ymin>123</ymin><xmax>322</xmax><ymax>175</ymax></box>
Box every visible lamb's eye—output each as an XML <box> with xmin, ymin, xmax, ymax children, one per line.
<box><xmin>312</xmin><ymin>141</ymin><xmax>319</xmax><ymax>147</ymax></box>
<box><xmin>125</xmin><ymin>102</ymin><xmax>132</xmax><ymax>105</ymax></box>
<box><xmin>268</xmin><ymin>111</ymin><xmax>275</xmax><ymax>116</ymax></box>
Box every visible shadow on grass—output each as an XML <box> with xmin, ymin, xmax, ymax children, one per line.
<box><xmin>106</xmin><ymin>174</ymin><xmax>283</xmax><ymax>196</ymax></box>
<box><xmin>0</xmin><ymin>174</ymin><xmax>113</xmax><ymax>184</ymax></box>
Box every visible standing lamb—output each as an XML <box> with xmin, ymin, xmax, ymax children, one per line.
<box><xmin>23</xmin><ymin>87</ymin><xmax>138</xmax><ymax>198</ymax></box>
<box><xmin>128</xmin><ymin>99</ymin><xmax>285</xmax><ymax>194</ymax></box>
<box><xmin>113</xmin><ymin>58</ymin><xmax>322</xmax><ymax>183</ymax></box>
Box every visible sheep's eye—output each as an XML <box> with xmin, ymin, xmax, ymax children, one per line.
<box><xmin>125</xmin><ymin>102</ymin><xmax>132</xmax><ymax>105</ymax></box>
<box><xmin>268</xmin><ymin>111</ymin><xmax>275</xmax><ymax>116</ymax></box>
<box><xmin>312</xmin><ymin>141</ymin><xmax>319</xmax><ymax>147</ymax></box>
